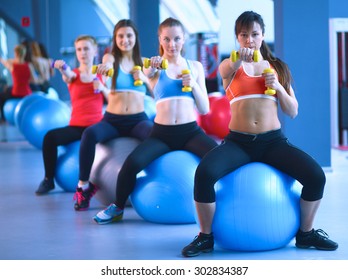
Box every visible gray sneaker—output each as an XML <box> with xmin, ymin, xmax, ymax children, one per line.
<box><xmin>93</xmin><ymin>204</ymin><xmax>124</xmax><ymax>224</ymax></box>
<box><xmin>35</xmin><ymin>178</ymin><xmax>55</xmax><ymax>195</ymax></box>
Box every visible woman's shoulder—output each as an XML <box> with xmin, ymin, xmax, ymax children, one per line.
<box><xmin>186</xmin><ymin>59</ymin><xmax>201</xmax><ymax>67</ymax></box>
<box><xmin>186</xmin><ymin>59</ymin><xmax>204</xmax><ymax>75</ymax></box>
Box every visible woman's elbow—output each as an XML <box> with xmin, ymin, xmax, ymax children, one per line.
<box><xmin>198</xmin><ymin>104</ymin><xmax>210</xmax><ymax>115</ymax></box>
<box><xmin>289</xmin><ymin>105</ymin><xmax>299</xmax><ymax>119</ymax></box>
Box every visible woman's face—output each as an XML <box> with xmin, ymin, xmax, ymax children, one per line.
<box><xmin>237</xmin><ymin>21</ymin><xmax>264</xmax><ymax>51</ymax></box>
<box><xmin>75</xmin><ymin>39</ymin><xmax>96</xmax><ymax>64</ymax></box>
<box><xmin>159</xmin><ymin>26</ymin><xmax>185</xmax><ymax>57</ymax></box>
<box><xmin>115</xmin><ymin>26</ymin><xmax>136</xmax><ymax>52</ymax></box>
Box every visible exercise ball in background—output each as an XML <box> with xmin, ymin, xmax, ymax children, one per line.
<box><xmin>20</xmin><ymin>98</ymin><xmax>71</xmax><ymax>149</ymax></box>
<box><xmin>144</xmin><ymin>95</ymin><xmax>156</xmax><ymax>121</ymax></box>
<box><xmin>55</xmin><ymin>141</ymin><xmax>80</xmax><ymax>192</ymax></box>
<box><xmin>198</xmin><ymin>93</ymin><xmax>230</xmax><ymax>139</ymax></box>
<box><xmin>3</xmin><ymin>99</ymin><xmax>21</xmax><ymax>125</ymax></box>
<box><xmin>13</xmin><ymin>93</ymin><xmax>46</xmax><ymax>128</ymax></box>
<box><xmin>131</xmin><ymin>151</ymin><xmax>200</xmax><ymax>224</ymax></box>
<box><xmin>90</xmin><ymin>137</ymin><xmax>141</xmax><ymax>206</ymax></box>
<box><xmin>46</xmin><ymin>87</ymin><xmax>60</xmax><ymax>100</ymax></box>
<box><xmin>196</xmin><ymin>93</ymin><xmax>220</xmax><ymax>131</ymax></box>
<box><xmin>211</xmin><ymin>162</ymin><xmax>301</xmax><ymax>251</ymax></box>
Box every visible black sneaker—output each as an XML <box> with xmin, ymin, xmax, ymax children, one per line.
<box><xmin>35</xmin><ymin>178</ymin><xmax>55</xmax><ymax>195</ymax></box>
<box><xmin>295</xmin><ymin>229</ymin><xmax>338</xmax><ymax>251</ymax></box>
<box><xmin>73</xmin><ymin>182</ymin><xmax>98</xmax><ymax>211</ymax></box>
<box><xmin>182</xmin><ymin>232</ymin><xmax>214</xmax><ymax>257</ymax></box>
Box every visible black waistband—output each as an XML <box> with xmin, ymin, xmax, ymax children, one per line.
<box><xmin>226</xmin><ymin>129</ymin><xmax>284</xmax><ymax>142</ymax></box>
<box><xmin>152</xmin><ymin>121</ymin><xmax>199</xmax><ymax>135</ymax></box>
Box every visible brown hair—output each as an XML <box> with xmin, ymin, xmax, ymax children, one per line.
<box><xmin>235</xmin><ymin>11</ymin><xmax>293</xmax><ymax>93</ymax></box>
<box><xmin>30</xmin><ymin>41</ymin><xmax>42</xmax><ymax>57</ymax></box>
<box><xmin>158</xmin><ymin>17</ymin><xmax>185</xmax><ymax>56</ymax></box>
<box><xmin>110</xmin><ymin>19</ymin><xmax>142</xmax><ymax>90</ymax></box>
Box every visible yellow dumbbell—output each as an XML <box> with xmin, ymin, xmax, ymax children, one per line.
<box><xmin>263</xmin><ymin>68</ymin><xmax>276</xmax><ymax>95</ymax></box>
<box><xmin>91</xmin><ymin>65</ymin><xmax>114</xmax><ymax>77</ymax></box>
<box><xmin>133</xmin><ymin>66</ymin><xmax>143</xmax><ymax>86</ymax></box>
<box><xmin>230</xmin><ymin>50</ymin><xmax>260</xmax><ymax>62</ymax></box>
<box><xmin>181</xmin><ymin>69</ymin><xmax>192</xmax><ymax>92</ymax></box>
<box><xmin>143</xmin><ymin>58</ymin><xmax>168</xmax><ymax>69</ymax></box>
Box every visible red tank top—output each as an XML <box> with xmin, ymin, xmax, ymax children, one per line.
<box><xmin>68</xmin><ymin>69</ymin><xmax>104</xmax><ymax>126</ymax></box>
<box><xmin>226</xmin><ymin>63</ymin><xmax>277</xmax><ymax>104</ymax></box>
<box><xmin>11</xmin><ymin>63</ymin><xmax>32</xmax><ymax>97</ymax></box>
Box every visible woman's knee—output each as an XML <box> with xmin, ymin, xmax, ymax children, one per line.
<box><xmin>43</xmin><ymin>130</ymin><xmax>59</xmax><ymax>146</ymax></box>
<box><xmin>301</xmin><ymin>168</ymin><xmax>326</xmax><ymax>201</ymax></box>
<box><xmin>81</xmin><ymin>127</ymin><xmax>99</xmax><ymax>144</ymax></box>
<box><xmin>193</xmin><ymin>162</ymin><xmax>219</xmax><ymax>203</ymax></box>
<box><xmin>121</xmin><ymin>152</ymin><xmax>144</xmax><ymax>176</ymax></box>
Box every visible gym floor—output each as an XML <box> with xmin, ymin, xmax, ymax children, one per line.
<box><xmin>0</xmin><ymin>122</ymin><xmax>347</xmax><ymax>261</ymax></box>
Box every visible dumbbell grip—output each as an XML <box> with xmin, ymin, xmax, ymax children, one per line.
<box><xmin>263</xmin><ymin>68</ymin><xmax>276</xmax><ymax>95</ymax></box>
<box><xmin>133</xmin><ymin>66</ymin><xmax>143</xmax><ymax>86</ymax></box>
<box><xmin>92</xmin><ymin>65</ymin><xmax>114</xmax><ymax>77</ymax></box>
<box><xmin>230</xmin><ymin>50</ymin><xmax>259</xmax><ymax>62</ymax></box>
<box><xmin>182</xmin><ymin>69</ymin><xmax>192</xmax><ymax>92</ymax></box>
<box><xmin>144</xmin><ymin>58</ymin><xmax>168</xmax><ymax>69</ymax></box>
<box><xmin>51</xmin><ymin>60</ymin><xmax>67</xmax><ymax>70</ymax></box>
<box><xmin>93</xmin><ymin>77</ymin><xmax>100</xmax><ymax>94</ymax></box>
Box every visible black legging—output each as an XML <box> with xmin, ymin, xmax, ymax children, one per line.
<box><xmin>194</xmin><ymin>129</ymin><xmax>326</xmax><ymax>203</ymax></box>
<box><xmin>79</xmin><ymin>111</ymin><xmax>153</xmax><ymax>181</ymax></box>
<box><xmin>42</xmin><ymin>126</ymin><xmax>86</xmax><ymax>179</ymax></box>
<box><xmin>0</xmin><ymin>88</ymin><xmax>20</xmax><ymax>121</ymax></box>
<box><xmin>115</xmin><ymin>121</ymin><xmax>218</xmax><ymax>208</ymax></box>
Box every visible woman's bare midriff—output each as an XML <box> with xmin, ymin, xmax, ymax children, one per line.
<box><xmin>106</xmin><ymin>91</ymin><xmax>145</xmax><ymax>115</ymax></box>
<box><xmin>229</xmin><ymin>98</ymin><xmax>281</xmax><ymax>134</ymax></box>
<box><xmin>155</xmin><ymin>98</ymin><xmax>197</xmax><ymax>125</ymax></box>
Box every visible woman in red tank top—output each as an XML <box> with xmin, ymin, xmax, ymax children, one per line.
<box><xmin>0</xmin><ymin>44</ymin><xmax>37</xmax><ymax>121</ymax></box>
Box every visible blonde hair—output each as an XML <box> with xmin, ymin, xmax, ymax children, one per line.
<box><xmin>74</xmin><ymin>35</ymin><xmax>97</xmax><ymax>46</ymax></box>
<box><xmin>14</xmin><ymin>44</ymin><xmax>26</xmax><ymax>59</ymax></box>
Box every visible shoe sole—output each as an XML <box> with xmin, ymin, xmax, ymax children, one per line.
<box><xmin>182</xmin><ymin>248</ymin><xmax>214</xmax><ymax>257</ymax></box>
<box><xmin>93</xmin><ymin>214</ymin><xmax>123</xmax><ymax>225</ymax></box>
<box><xmin>295</xmin><ymin>243</ymin><xmax>338</xmax><ymax>251</ymax></box>
<box><xmin>75</xmin><ymin>206</ymin><xmax>89</xmax><ymax>211</ymax></box>
<box><xmin>74</xmin><ymin>203</ymin><xmax>90</xmax><ymax>211</ymax></box>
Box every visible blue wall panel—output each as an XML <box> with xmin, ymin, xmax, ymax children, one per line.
<box><xmin>274</xmin><ymin>0</ymin><xmax>331</xmax><ymax>167</ymax></box>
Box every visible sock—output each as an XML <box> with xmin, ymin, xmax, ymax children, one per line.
<box><xmin>199</xmin><ymin>232</ymin><xmax>213</xmax><ymax>238</ymax></box>
<box><xmin>298</xmin><ymin>228</ymin><xmax>314</xmax><ymax>235</ymax></box>
<box><xmin>78</xmin><ymin>183</ymin><xmax>89</xmax><ymax>191</ymax></box>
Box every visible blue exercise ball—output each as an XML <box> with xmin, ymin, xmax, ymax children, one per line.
<box><xmin>144</xmin><ymin>95</ymin><xmax>156</xmax><ymax>121</ymax></box>
<box><xmin>20</xmin><ymin>98</ymin><xmax>71</xmax><ymax>149</ymax></box>
<box><xmin>13</xmin><ymin>93</ymin><xmax>46</xmax><ymax>128</ymax></box>
<box><xmin>55</xmin><ymin>141</ymin><xmax>80</xmax><ymax>192</ymax></box>
<box><xmin>90</xmin><ymin>137</ymin><xmax>141</xmax><ymax>206</ymax></box>
<box><xmin>46</xmin><ymin>87</ymin><xmax>60</xmax><ymax>100</ymax></box>
<box><xmin>212</xmin><ymin>162</ymin><xmax>301</xmax><ymax>251</ymax></box>
<box><xmin>131</xmin><ymin>151</ymin><xmax>200</xmax><ymax>224</ymax></box>
<box><xmin>3</xmin><ymin>99</ymin><xmax>21</xmax><ymax>125</ymax></box>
